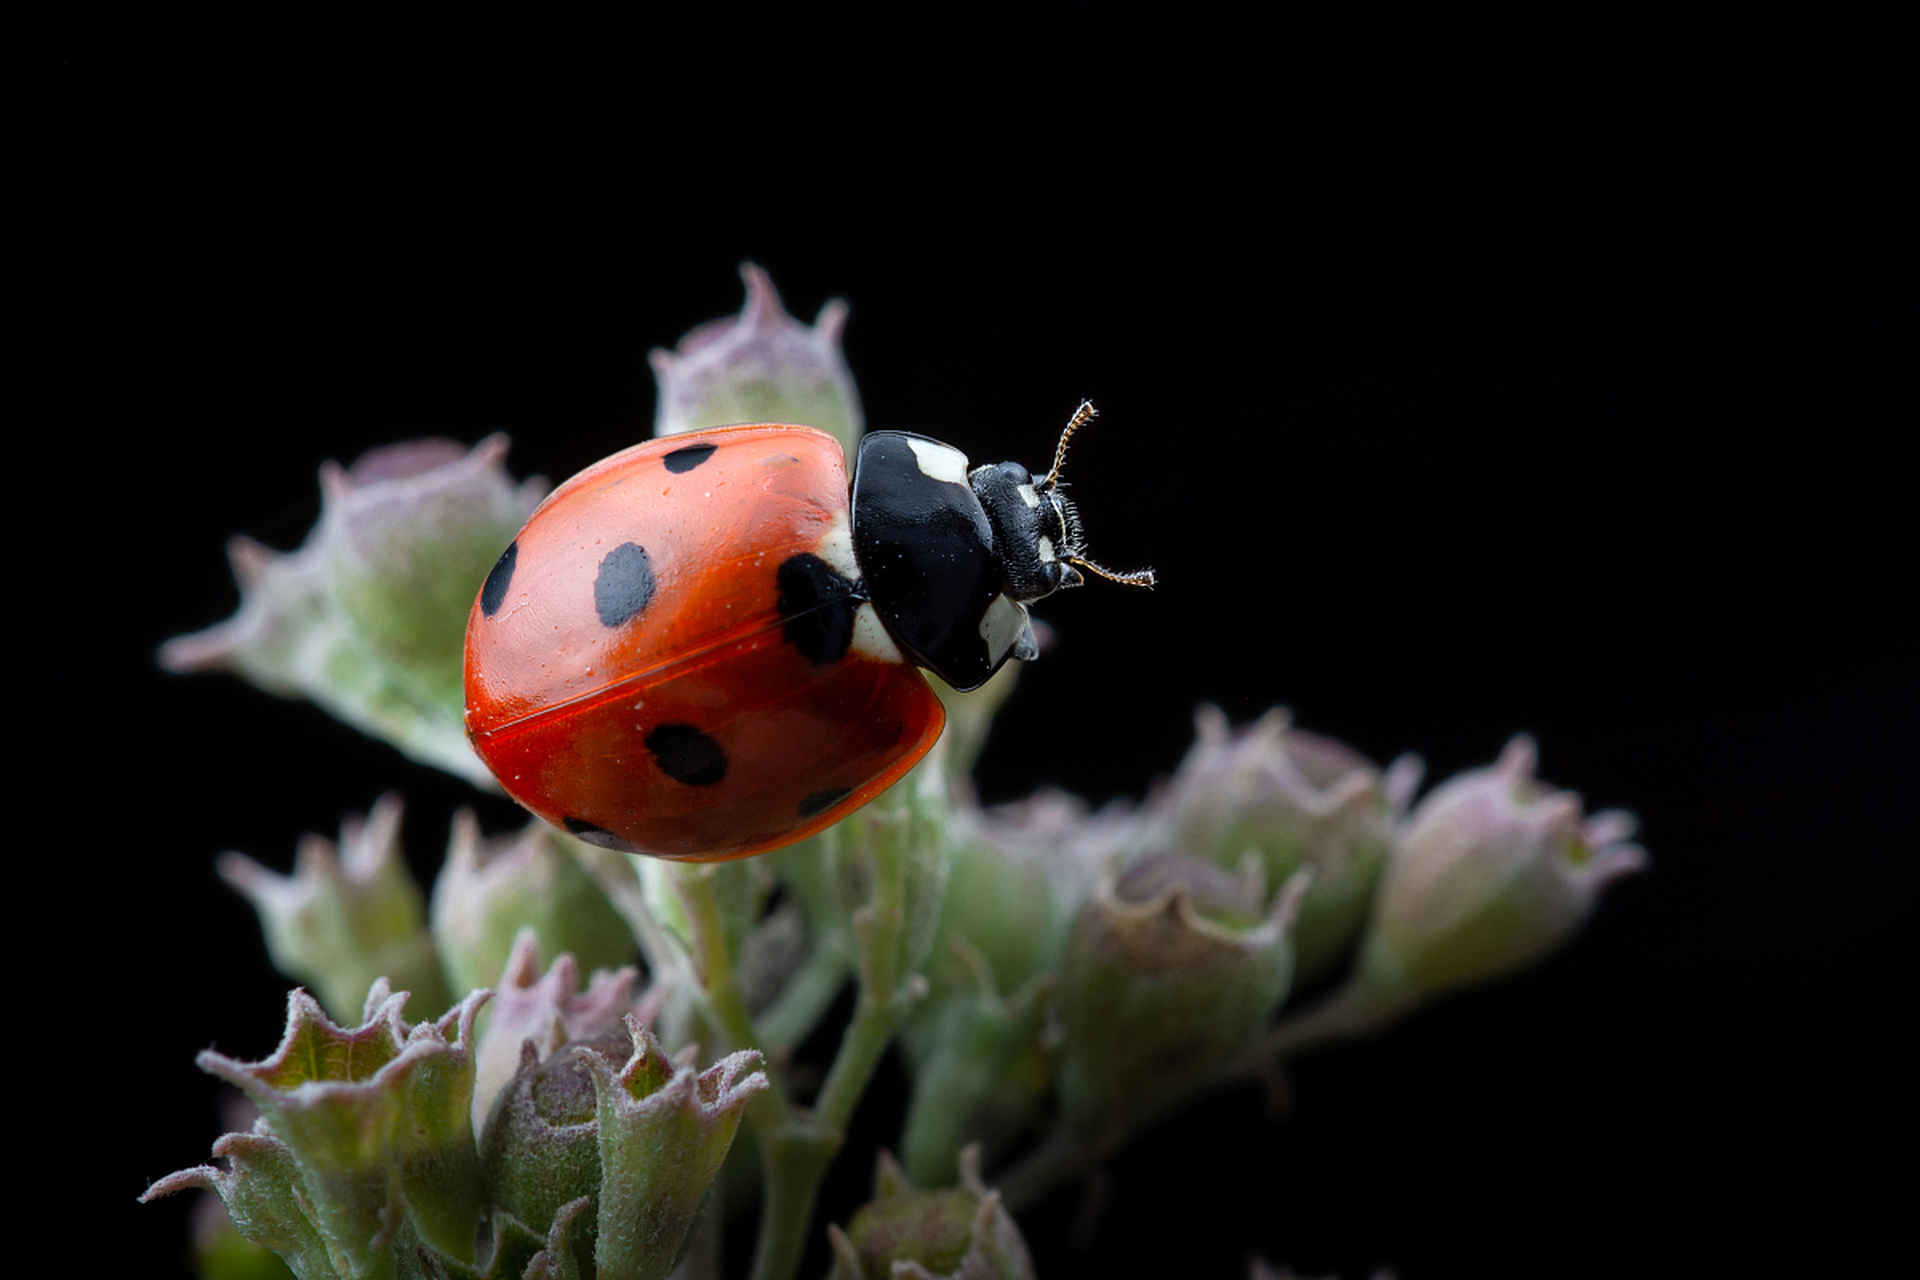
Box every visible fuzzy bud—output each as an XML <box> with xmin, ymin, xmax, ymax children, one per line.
<box><xmin>144</xmin><ymin>985</ymin><xmax>491</xmax><ymax>1271</ymax></box>
<box><xmin>470</xmin><ymin>932</ymin><xmax>642</xmax><ymax>1135</ymax></box>
<box><xmin>650</xmin><ymin>263</ymin><xmax>863</xmax><ymax>450</ymax></box>
<box><xmin>479</xmin><ymin>1016</ymin><xmax>766</xmax><ymax>1279</ymax></box>
<box><xmin>826</xmin><ymin>1148</ymin><xmax>1036</xmax><ymax>1280</ymax></box>
<box><xmin>160</xmin><ymin>435</ymin><xmax>544</xmax><ymax>784</ymax></box>
<box><xmin>1269</xmin><ymin>737</ymin><xmax>1647</xmax><ymax>1053</ymax></box>
<box><xmin>218</xmin><ymin>794</ymin><xmax>451</xmax><ymax>1022</ymax></box>
<box><xmin>1055</xmin><ymin>853</ymin><xmax>1307</xmax><ymax>1150</ymax></box>
<box><xmin>430</xmin><ymin>810</ymin><xmax>637</xmax><ymax>1002</ymax></box>
<box><xmin>1359</xmin><ymin>736</ymin><xmax>1645</xmax><ymax>1003</ymax></box>
<box><xmin>1152</xmin><ymin>706</ymin><xmax>1422</xmax><ymax>983</ymax></box>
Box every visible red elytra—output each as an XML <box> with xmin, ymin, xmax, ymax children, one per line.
<box><xmin>463</xmin><ymin>424</ymin><xmax>945</xmax><ymax>861</ymax></box>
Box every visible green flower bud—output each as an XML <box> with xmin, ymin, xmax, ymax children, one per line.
<box><xmin>160</xmin><ymin>435</ymin><xmax>544</xmax><ymax>785</ymax></box>
<box><xmin>430</xmin><ymin>809</ymin><xmax>638</xmax><ymax>1003</ymax></box>
<box><xmin>641</xmin><ymin>855</ymin><xmax>774</xmax><ymax>981</ymax></box>
<box><xmin>1055</xmin><ymin>853</ymin><xmax>1307</xmax><ymax>1151</ymax></box>
<box><xmin>583</xmin><ymin>1023</ymin><xmax>764</xmax><ymax>1280</ymax></box>
<box><xmin>218</xmin><ymin>794</ymin><xmax>451</xmax><ymax>1022</ymax></box>
<box><xmin>1267</xmin><ymin>737</ymin><xmax>1646</xmax><ymax>1054</ymax></box>
<box><xmin>1152</xmin><ymin>706</ymin><xmax>1423</xmax><ymax>983</ymax></box>
<box><xmin>478</xmin><ymin>1016</ymin><xmax>766</xmax><ymax>1280</ymax></box>
<box><xmin>1359</xmin><ymin>735</ymin><xmax>1645</xmax><ymax>1004</ymax></box>
<box><xmin>925</xmin><ymin>789</ymin><xmax>1138</xmax><ymax>1011</ymax></box>
<box><xmin>145</xmin><ymin>985</ymin><xmax>491</xmax><ymax>1272</ymax></box>
<box><xmin>649</xmin><ymin>262</ymin><xmax>863</xmax><ymax>450</ymax></box>
<box><xmin>896</xmin><ymin>791</ymin><xmax>1142</xmax><ymax>1182</ymax></box>
<box><xmin>471</xmin><ymin>931</ymin><xmax>641</xmax><ymax>1138</ymax></box>
<box><xmin>899</xmin><ymin>939</ymin><xmax>1052</xmax><ymax>1188</ymax></box>
<box><xmin>480</xmin><ymin>1037</ymin><xmax>629</xmax><ymax>1275</ymax></box>
<box><xmin>826</xmin><ymin>1148</ymin><xmax>1037</xmax><ymax>1280</ymax></box>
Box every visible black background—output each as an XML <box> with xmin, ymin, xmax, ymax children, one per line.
<box><xmin>35</xmin><ymin>15</ymin><xmax>1913</xmax><ymax>1278</ymax></box>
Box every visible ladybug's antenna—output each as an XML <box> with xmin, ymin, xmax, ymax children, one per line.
<box><xmin>1069</xmin><ymin>554</ymin><xmax>1157</xmax><ymax>588</ymax></box>
<box><xmin>1040</xmin><ymin>399</ymin><xmax>1156</xmax><ymax>588</ymax></box>
<box><xmin>1041</xmin><ymin>399</ymin><xmax>1098</xmax><ymax>489</ymax></box>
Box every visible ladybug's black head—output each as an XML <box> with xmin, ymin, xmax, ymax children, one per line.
<box><xmin>848</xmin><ymin>402</ymin><xmax>1153</xmax><ymax>692</ymax></box>
<box><xmin>969</xmin><ymin>400</ymin><xmax>1155</xmax><ymax>605</ymax></box>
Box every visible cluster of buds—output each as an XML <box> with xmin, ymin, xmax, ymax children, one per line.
<box><xmin>154</xmin><ymin>266</ymin><xmax>1645</xmax><ymax>1278</ymax></box>
<box><xmin>145</xmin><ymin>970</ymin><xmax>765</xmax><ymax>1280</ymax></box>
<box><xmin>901</xmin><ymin>707</ymin><xmax>1644</xmax><ymax>1203</ymax></box>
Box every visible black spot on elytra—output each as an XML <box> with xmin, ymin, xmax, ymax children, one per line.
<box><xmin>562</xmin><ymin>818</ymin><xmax>637</xmax><ymax>853</ymax></box>
<box><xmin>594</xmin><ymin>542</ymin><xmax>656</xmax><ymax>627</ymax></box>
<box><xmin>480</xmin><ymin>541</ymin><xmax>518</xmax><ymax>617</ymax></box>
<box><xmin>798</xmin><ymin>787</ymin><xmax>853</xmax><ymax>819</ymax></box>
<box><xmin>663</xmin><ymin>442</ymin><xmax>718</xmax><ymax>473</ymax></box>
<box><xmin>646</xmin><ymin>724</ymin><xmax>727</xmax><ymax>786</ymax></box>
<box><xmin>776</xmin><ymin>553</ymin><xmax>861</xmax><ymax>665</ymax></box>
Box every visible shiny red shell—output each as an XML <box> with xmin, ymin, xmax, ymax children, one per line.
<box><xmin>463</xmin><ymin>425</ymin><xmax>946</xmax><ymax>861</ymax></box>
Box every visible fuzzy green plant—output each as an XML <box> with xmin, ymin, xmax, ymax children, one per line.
<box><xmin>147</xmin><ymin>264</ymin><xmax>1645</xmax><ymax>1280</ymax></box>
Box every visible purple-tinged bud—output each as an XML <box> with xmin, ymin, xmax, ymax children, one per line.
<box><xmin>1360</xmin><ymin>736</ymin><xmax>1645</xmax><ymax>1002</ymax></box>
<box><xmin>931</xmin><ymin>789</ymin><xmax>1141</xmax><ymax>1001</ymax></box>
<box><xmin>826</xmin><ymin>1148</ymin><xmax>1037</xmax><ymax>1280</ymax></box>
<box><xmin>218</xmin><ymin>793</ymin><xmax>451</xmax><ymax>1022</ymax></box>
<box><xmin>480</xmin><ymin>1037</ymin><xmax>629</xmax><ymax>1275</ymax></box>
<box><xmin>1055</xmin><ymin>853</ymin><xmax>1308</xmax><ymax>1150</ymax></box>
<box><xmin>430</xmin><ymin>809</ymin><xmax>637</xmax><ymax>1002</ymax></box>
<box><xmin>160</xmin><ymin>435</ymin><xmax>544</xmax><ymax>784</ymax></box>
<box><xmin>471</xmin><ymin>931</ymin><xmax>641</xmax><ymax>1135</ymax></box>
<box><xmin>479</xmin><ymin>1016</ymin><xmax>766</xmax><ymax>1280</ymax></box>
<box><xmin>895</xmin><ymin>790</ymin><xmax>1141</xmax><ymax>1181</ymax></box>
<box><xmin>1151</xmin><ymin>706</ymin><xmax>1422</xmax><ymax>984</ymax></box>
<box><xmin>1266</xmin><ymin>738</ymin><xmax>1646</xmax><ymax>1054</ymax></box>
<box><xmin>650</xmin><ymin>263</ymin><xmax>863</xmax><ymax>451</ymax></box>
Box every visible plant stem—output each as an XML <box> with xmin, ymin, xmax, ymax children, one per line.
<box><xmin>752</xmin><ymin>934</ymin><xmax>851</xmax><ymax>1059</ymax></box>
<box><xmin>733</xmin><ymin>793</ymin><xmax>924</xmax><ymax>1280</ymax></box>
<box><xmin>671</xmin><ymin>865</ymin><xmax>792</xmax><ymax>1138</ymax></box>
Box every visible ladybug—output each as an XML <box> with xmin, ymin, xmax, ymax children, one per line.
<box><xmin>463</xmin><ymin>401</ymin><xmax>1152</xmax><ymax>861</ymax></box>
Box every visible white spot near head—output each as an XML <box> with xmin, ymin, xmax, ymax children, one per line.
<box><xmin>1017</xmin><ymin>482</ymin><xmax>1040</xmax><ymax>509</ymax></box>
<box><xmin>907</xmin><ymin>437</ymin><xmax>972</xmax><ymax>487</ymax></box>
<box><xmin>978</xmin><ymin>594</ymin><xmax>1030</xmax><ymax>663</ymax></box>
<box><xmin>1038</xmin><ymin>535</ymin><xmax>1055</xmax><ymax>562</ymax></box>
<box><xmin>853</xmin><ymin>601</ymin><xmax>906</xmax><ymax>665</ymax></box>
<box><xmin>812</xmin><ymin>510</ymin><xmax>860</xmax><ymax>581</ymax></box>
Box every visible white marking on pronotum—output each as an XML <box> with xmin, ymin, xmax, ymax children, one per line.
<box><xmin>812</xmin><ymin>511</ymin><xmax>860</xmax><ymax>582</ymax></box>
<box><xmin>978</xmin><ymin>594</ymin><xmax>1029</xmax><ymax>661</ymax></box>
<box><xmin>852</xmin><ymin>602</ymin><xmax>905</xmax><ymax>664</ymax></box>
<box><xmin>907</xmin><ymin>437</ymin><xmax>971</xmax><ymax>487</ymax></box>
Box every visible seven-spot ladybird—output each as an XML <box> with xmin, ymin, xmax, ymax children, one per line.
<box><xmin>463</xmin><ymin>401</ymin><xmax>1152</xmax><ymax>861</ymax></box>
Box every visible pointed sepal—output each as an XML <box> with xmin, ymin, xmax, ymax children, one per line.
<box><xmin>825</xmin><ymin>1147</ymin><xmax>1036</xmax><ymax>1280</ymax></box>
<box><xmin>218</xmin><ymin>794</ymin><xmax>451</xmax><ymax>1023</ymax></box>
<box><xmin>649</xmin><ymin>263</ymin><xmax>863</xmax><ymax>451</ymax></box>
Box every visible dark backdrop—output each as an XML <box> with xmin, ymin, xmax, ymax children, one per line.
<box><xmin>35</xmin><ymin>18</ymin><xmax>1912</xmax><ymax>1278</ymax></box>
